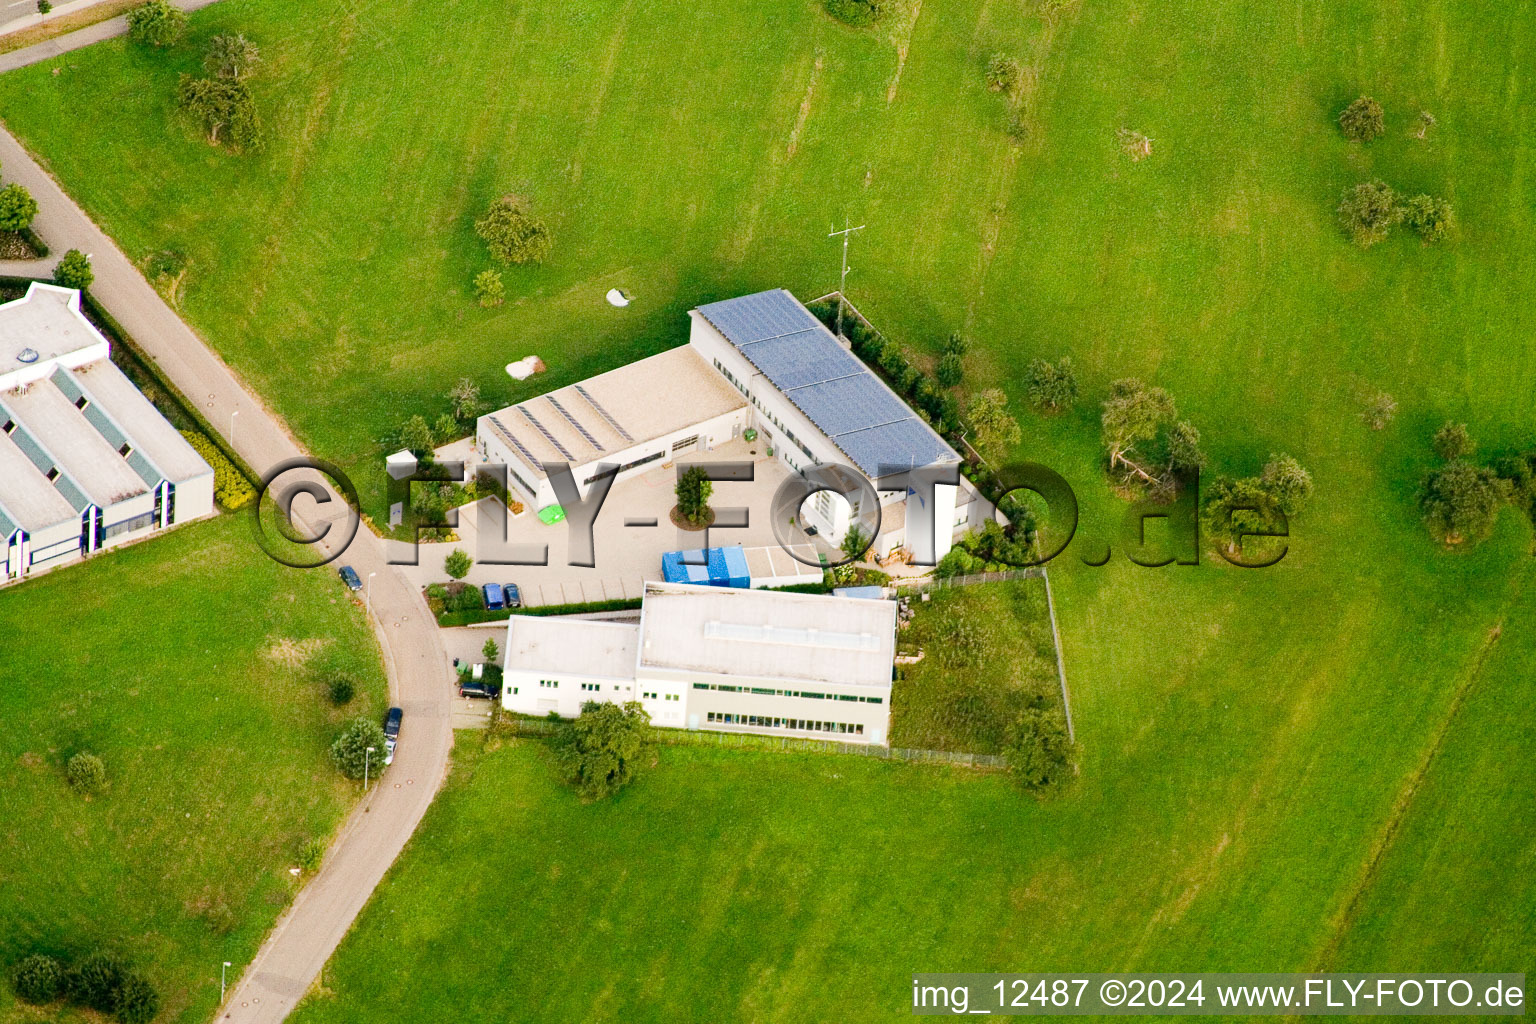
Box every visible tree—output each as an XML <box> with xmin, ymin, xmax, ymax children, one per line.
<box><xmin>1003</xmin><ymin>703</ymin><xmax>1075</xmax><ymax>792</ymax></box>
<box><xmin>473</xmin><ymin>268</ymin><xmax>504</xmax><ymax>307</ymax></box>
<box><xmin>13</xmin><ymin>953</ymin><xmax>64</xmax><ymax>1005</ymax></box>
<box><xmin>444</xmin><ymin>547</ymin><xmax>472</xmax><ymax>580</ymax></box>
<box><xmin>1361</xmin><ymin>391</ymin><xmax>1397</xmax><ymax>430</ymax></box>
<box><xmin>1433</xmin><ymin>421</ymin><xmax>1474</xmax><ymax>462</ymax></box>
<box><xmin>399</xmin><ymin>414</ymin><xmax>435</xmax><ymax>456</ymax></box>
<box><xmin>1420</xmin><ymin>460</ymin><xmax>1508</xmax><ymax>546</ymax></box>
<box><xmin>675</xmin><ymin>465</ymin><xmax>713</xmax><ymax>526</ymax></box>
<box><xmin>936</xmin><ymin>351</ymin><xmax>964</xmax><ymax>387</ymax></box>
<box><xmin>1338</xmin><ymin>179</ymin><xmax>1403</xmax><ymax>248</ymax></box>
<box><xmin>824</xmin><ymin>0</ymin><xmax>881</xmax><ymax>27</ymax></box>
<box><xmin>475</xmin><ymin>195</ymin><xmax>552</xmax><ymax>265</ymax></box>
<box><xmin>54</xmin><ymin>249</ymin><xmax>93</xmax><ymax>291</ymax></box>
<box><xmin>330</xmin><ymin>716</ymin><xmax>388</xmax><ymax>779</ymax></box>
<box><xmin>967</xmin><ymin>388</ymin><xmax>1022</xmax><ymax>460</ymax></box>
<box><xmin>1201</xmin><ymin>476</ymin><xmax>1283</xmax><ymax>557</ymax></box>
<box><xmin>36</xmin><ymin>0</ymin><xmax>51</xmax><ymax>14</ymax></box>
<box><xmin>1100</xmin><ymin>378</ymin><xmax>1193</xmax><ymax>495</ymax></box>
<box><xmin>175</xmin><ymin>75</ymin><xmax>263</xmax><ymax>151</ymax></box>
<box><xmin>327</xmin><ymin>675</ymin><xmax>355</xmax><ymax>706</ymax></box>
<box><xmin>1259</xmin><ymin>453</ymin><xmax>1314</xmax><ymax>516</ymax></box>
<box><xmin>125</xmin><ymin>0</ymin><xmax>185</xmax><ymax>46</ymax></box>
<box><xmin>67</xmin><ymin>951</ymin><xmax>127</xmax><ymax>1013</ymax></box>
<box><xmin>943</xmin><ymin>332</ymin><xmax>968</xmax><ymax>356</ymax></box>
<box><xmin>482</xmin><ymin>635</ymin><xmax>500</xmax><ymax>664</ymax></box>
<box><xmin>447</xmin><ymin>376</ymin><xmax>481</xmax><ymax>421</ymax></box>
<box><xmin>0</xmin><ymin>183</ymin><xmax>38</xmax><ymax>232</ymax></box>
<box><xmin>66</xmin><ymin>752</ymin><xmax>107</xmax><ymax>794</ymax></box>
<box><xmin>1338</xmin><ymin>95</ymin><xmax>1385</xmax><ymax>142</ymax></box>
<box><xmin>557</xmin><ymin>700</ymin><xmax>654</xmax><ymax>799</ymax></box>
<box><xmin>1403</xmin><ymin>193</ymin><xmax>1453</xmax><ymax>243</ymax></box>
<box><xmin>112</xmin><ymin>973</ymin><xmax>160</xmax><ymax>1024</ymax></box>
<box><xmin>432</xmin><ymin>412</ymin><xmax>459</xmax><ymax>444</ymax></box>
<box><xmin>986</xmin><ymin>53</ymin><xmax>1021</xmax><ymax>94</ymax></box>
<box><xmin>840</xmin><ymin>522</ymin><xmax>871</xmax><ymax>561</ymax></box>
<box><xmin>203</xmin><ymin>32</ymin><xmax>260</xmax><ymax>80</ymax></box>
<box><xmin>1025</xmin><ymin>356</ymin><xmax>1079</xmax><ymax>413</ymax></box>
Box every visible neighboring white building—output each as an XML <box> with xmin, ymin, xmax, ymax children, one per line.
<box><xmin>476</xmin><ymin>289</ymin><xmax>978</xmax><ymax>563</ymax></box>
<box><xmin>502</xmin><ymin>581</ymin><xmax>898</xmax><ymax>744</ymax></box>
<box><xmin>0</xmin><ymin>283</ymin><xmax>215</xmax><ymax>583</ymax></box>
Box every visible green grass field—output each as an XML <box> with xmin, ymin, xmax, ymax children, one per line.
<box><xmin>0</xmin><ymin>514</ymin><xmax>387</xmax><ymax>1023</ymax></box>
<box><xmin>0</xmin><ymin>0</ymin><xmax>1533</xmax><ymax>1016</ymax></box>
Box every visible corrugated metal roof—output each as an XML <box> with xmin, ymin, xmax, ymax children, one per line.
<box><xmin>695</xmin><ymin>289</ymin><xmax>959</xmax><ymax>476</ymax></box>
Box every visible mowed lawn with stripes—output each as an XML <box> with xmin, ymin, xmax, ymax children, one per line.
<box><xmin>0</xmin><ymin>0</ymin><xmax>1532</xmax><ymax>1018</ymax></box>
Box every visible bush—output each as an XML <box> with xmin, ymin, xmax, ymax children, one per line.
<box><xmin>1004</xmin><ymin>703</ymin><xmax>1075</xmax><ymax>791</ymax></box>
<box><xmin>1360</xmin><ymin>391</ymin><xmax>1397</xmax><ymax>430</ymax></box>
<box><xmin>444</xmin><ymin>547</ymin><xmax>472</xmax><ymax>580</ymax></box>
<box><xmin>1259</xmin><ymin>453</ymin><xmax>1314</xmax><ymax>517</ymax></box>
<box><xmin>0</xmin><ymin>183</ymin><xmax>38</xmax><ymax>232</ymax></box>
<box><xmin>125</xmin><ymin>0</ymin><xmax>184</xmax><ymax>46</ymax></box>
<box><xmin>179</xmin><ymin>430</ymin><xmax>255</xmax><ymax>509</ymax></box>
<box><xmin>985</xmin><ymin>53</ymin><xmax>1021</xmax><ymax>94</ymax></box>
<box><xmin>475</xmin><ymin>195</ymin><xmax>553</xmax><ymax>265</ymax></box>
<box><xmin>176</xmin><ymin>75</ymin><xmax>263</xmax><ymax>152</ymax></box>
<box><xmin>1421</xmin><ymin>460</ymin><xmax>1509</xmax><ymax>547</ymax></box>
<box><xmin>936</xmin><ymin>351</ymin><xmax>964</xmax><ymax>388</ymax></box>
<box><xmin>1403</xmin><ymin>193</ymin><xmax>1454</xmax><ymax>243</ymax></box>
<box><xmin>675</xmin><ymin>465</ymin><xmax>713</xmax><ymax>526</ymax></box>
<box><xmin>824</xmin><ymin>0</ymin><xmax>881</xmax><ymax>26</ymax></box>
<box><xmin>968</xmin><ymin>388</ymin><xmax>1022</xmax><ymax>460</ymax></box>
<box><xmin>55</xmin><ymin>249</ymin><xmax>94</xmax><ymax>291</ymax></box>
<box><xmin>1025</xmin><ymin>356</ymin><xmax>1079</xmax><ymax>413</ymax></box>
<box><xmin>1338</xmin><ymin>95</ymin><xmax>1385</xmax><ymax>142</ymax></box>
<box><xmin>557</xmin><ymin>701</ymin><xmax>654</xmax><ymax>799</ymax></box>
<box><xmin>298</xmin><ymin>838</ymin><xmax>325</xmax><ymax>873</ymax></box>
<box><xmin>473</xmin><ymin>268</ymin><xmax>504</xmax><ymax>307</ymax></box>
<box><xmin>330</xmin><ymin>716</ymin><xmax>389</xmax><ymax>779</ymax></box>
<box><xmin>66</xmin><ymin>752</ymin><xmax>107</xmax><ymax>795</ymax></box>
<box><xmin>327</xmin><ymin>675</ymin><xmax>356</xmax><ymax>706</ymax></box>
<box><xmin>942</xmin><ymin>332</ymin><xmax>968</xmax><ymax>356</ymax></box>
<box><xmin>112</xmin><ymin>972</ymin><xmax>160</xmax><ymax>1024</ymax></box>
<box><xmin>203</xmin><ymin>33</ymin><xmax>260</xmax><ymax>81</ymax></box>
<box><xmin>1433</xmin><ymin>421</ymin><xmax>1474</xmax><ymax>461</ymax></box>
<box><xmin>399</xmin><ymin>414</ymin><xmax>435</xmax><ymax>456</ymax></box>
<box><xmin>67</xmin><ymin>950</ymin><xmax>127</xmax><ymax>1013</ymax></box>
<box><xmin>13</xmin><ymin>953</ymin><xmax>64</xmax><ymax>1005</ymax></box>
<box><xmin>1337</xmin><ymin>179</ymin><xmax>1403</xmax><ymax>247</ymax></box>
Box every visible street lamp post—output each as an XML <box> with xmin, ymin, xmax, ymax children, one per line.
<box><xmin>230</xmin><ymin>409</ymin><xmax>238</xmax><ymax>445</ymax></box>
<box><xmin>367</xmin><ymin>571</ymin><xmax>376</xmax><ymax>614</ymax></box>
<box><xmin>221</xmin><ymin>961</ymin><xmax>232</xmax><ymax>1001</ymax></box>
<box><xmin>364</xmin><ymin>746</ymin><xmax>376</xmax><ymax>790</ymax></box>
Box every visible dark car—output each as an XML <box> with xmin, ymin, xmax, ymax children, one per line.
<box><xmin>339</xmin><ymin>565</ymin><xmax>363</xmax><ymax>592</ymax></box>
<box><xmin>503</xmin><ymin>583</ymin><xmax>521</xmax><ymax>609</ymax></box>
<box><xmin>383</xmin><ymin>706</ymin><xmax>402</xmax><ymax>764</ymax></box>
<box><xmin>482</xmin><ymin>582</ymin><xmax>505</xmax><ymax>611</ymax></box>
<box><xmin>458</xmin><ymin>680</ymin><xmax>501</xmax><ymax>700</ymax></box>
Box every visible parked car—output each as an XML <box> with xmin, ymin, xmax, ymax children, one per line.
<box><xmin>383</xmin><ymin>706</ymin><xmax>402</xmax><ymax>765</ymax></box>
<box><xmin>458</xmin><ymin>679</ymin><xmax>501</xmax><ymax>700</ymax></box>
<box><xmin>339</xmin><ymin>565</ymin><xmax>362</xmax><ymax>592</ymax></box>
<box><xmin>503</xmin><ymin>583</ymin><xmax>521</xmax><ymax>608</ymax></box>
<box><xmin>482</xmin><ymin>582</ymin><xmax>505</xmax><ymax>610</ymax></box>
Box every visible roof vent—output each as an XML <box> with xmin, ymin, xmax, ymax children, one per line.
<box><xmin>16</xmin><ymin>347</ymin><xmax>38</xmax><ymax>364</ymax></box>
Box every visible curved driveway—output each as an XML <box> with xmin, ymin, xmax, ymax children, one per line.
<box><xmin>0</xmin><ymin>75</ymin><xmax>454</xmax><ymax>1024</ymax></box>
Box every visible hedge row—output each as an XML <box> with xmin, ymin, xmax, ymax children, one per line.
<box><xmin>436</xmin><ymin>596</ymin><xmax>643</xmax><ymax>627</ymax></box>
<box><xmin>180</xmin><ymin>429</ymin><xmax>255</xmax><ymax>509</ymax></box>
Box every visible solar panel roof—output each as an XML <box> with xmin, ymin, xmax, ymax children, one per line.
<box><xmin>695</xmin><ymin>289</ymin><xmax>959</xmax><ymax>476</ymax></box>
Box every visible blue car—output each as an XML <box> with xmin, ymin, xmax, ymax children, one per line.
<box><xmin>339</xmin><ymin>566</ymin><xmax>362</xmax><ymax>592</ymax></box>
<box><xmin>482</xmin><ymin>582</ymin><xmax>505</xmax><ymax>611</ymax></box>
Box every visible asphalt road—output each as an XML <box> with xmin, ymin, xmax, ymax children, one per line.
<box><xmin>0</xmin><ymin>63</ymin><xmax>456</xmax><ymax>1024</ymax></box>
<box><xmin>0</xmin><ymin>0</ymin><xmax>223</xmax><ymax>74</ymax></box>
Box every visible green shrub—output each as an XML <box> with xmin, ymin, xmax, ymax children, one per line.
<box><xmin>1403</xmin><ymin>193</ymin><xmax>1454</xmax><ymax>243</ymax></box>
<box><xmin>1025</xmin><ymin>355</ymin><xmax>1079</xmax><ymax>413</ymax></box>
<box><xmin>473</xmin><ymin>268</ymin><xmax>504</xmax><ymax>307</ymax></box>
<box><xmin>825</xmin><ymin>0</ymin><xmax>881</xmax><ymax>27</ymax></box>
<box><xmin>444</xmin><ymin>547</ymin><xmax>472</xmax><ymax>580</ymax></box>
<box><xmin>330</xmin><ymin>716</ymin><xmax>388</xmax><ymax>779</ymax></box>
<box><xmin>298</xmin><ymin>838</ymin><xmax>325</xmax><ymax>873</ymax></box>
<box><xmin>0</xmin><ymin>183</ymin><xmax>38</xmax><ymax>232</ymax></box>
<box><xmin>1338</xmin><ymin>95</ymin><xmax>1385</xmax><ymax>142</ymax></box>
<box><xmin>475</xmin><ymin>195</ymin><xmax>553</xmax><ymax>265</ymax></box>
<box><xmin>67</xmin><ymin>951</ymin><xmax>127</xmax><ymax>1013</ymax></box>
<box><xmin>1433</xmin><ymin>421</ymin><xmax>1474</xmax><ymax>462</ymax></box>
<box><xmin>66</xmin><ymin>752</ymin><xmax>107</xmax><ymax>795</ymax></box>
<box><xmin>936</xmin><ymin>352</ymin><xmax>964</xmax><ymax>388</ymax></box>
<box><xmin>13</xmin><ymin>953</ymin><xmax>64</xmax><ymax>1005</ymax></box>
<box><xmin>112</xmin><ymin>972</ymin><xmax>159</xmax><ymax>1024</ymax></box>
<box><xmin>54</xmin><ymin>248</ymin><xmax>94</xmax><ymax>291</ymax></box>
<box><xmin>327</xmin><ymin>675</ymin><xmax>356</xmax><ymax>706</ymax></box>
<box><xmin>1420</xmin><ymin>460</ymin><xmax>1509</xmax><ymax>547</ymax></box>
<box><xmin>126</xmin><ymin>0</ymin><xmax>185</xmax><ymax>46</ymax></box>
<box><xmin>179</xmin><ymin>430</ymin><xmax>255</xmax><ymax>509</ymax></box>
<box><xmin>985</xmin><ymin>53</ymin><xmax>1021</xmax><ymax>94</ymax></box>
<box><xmin>176</xmin><ymin>75</ymin><xmax>264</xmax><ymax>153</ymax></box>
<box><xmin>1337</xmin><ymin>179</ymin><xmax>1403</xmax><ymax>247</ymax></box>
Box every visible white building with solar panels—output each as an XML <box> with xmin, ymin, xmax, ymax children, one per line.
<box><xmin>0</xmin><ymin>283</ymin><xmax>214</xmax><ymax>583</ymax></box>
<box><xmin>476</xmin><ymin>288</ymin><xmax>969</xmax><ymax>561</ymax></box>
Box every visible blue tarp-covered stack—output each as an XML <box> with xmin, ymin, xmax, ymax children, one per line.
<box><xmin>661</xmin><ymin>545</ymin><xmax>752</xmax><ymax>588</ymax></box>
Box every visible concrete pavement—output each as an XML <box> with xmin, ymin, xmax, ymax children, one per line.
<box><xmin>0</xmin><ymin>43</ymin><xmax>455</xmax><ymax>1024</ymax></box>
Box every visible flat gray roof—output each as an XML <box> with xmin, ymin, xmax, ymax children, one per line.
<box><xmin>3</xmin><ymin>374</ymin><xmax>149</xmax><ymax>507</ymax></box>
<box><xmin>67</xmin><ymin>361</ymin><xmax>211</xmax><ymax>483</ymax></box>
<box><xmin>506</xmin><ymin>615</ymin><xmax>639</xmax><ymax>680</ymax></box>
<box><xmin>0</xmin><ymin>284</ymin><xmax>103</xmax><ymax>382</ymax></box>
<box><xmin>637</xmin><ymin>581</ymin><xmax>896</xmax><ymax>689</ymax></box>
<box><xmin>0</xmin><ymin>427</ymin><xmax>78</xmax><ymax>532</ymax></box>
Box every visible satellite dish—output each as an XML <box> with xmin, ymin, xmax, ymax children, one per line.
<box><xmin>605</xmin><ymin>288</ymin><xmax>630</xmax><ymax>308</ymax></box>
<box><xmin>16</xmin><ymin>347</ymin><xmax>38</xmax><ymax>364</ymax></box>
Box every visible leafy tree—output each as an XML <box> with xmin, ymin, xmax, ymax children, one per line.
<box><xmin>66</xmin><ymin>752</ymin><xmax>107</xmax><ymax>795</ymax></box>
<box><xmin>1025</xmin><ymin>356</ymin><xmax>1079</xmax><ymax>413</ymax></box>
<box><xmin>399</xmin><ymin>414</ymin><xmax>435</xmax><ymax>456</ymax></box>
<box><xmin>1338</xmin><ymin>95</ymin><xmax>1385</xmax><ymax>142</ymax></box>
<box><xmin>482</xmin><ymin>635</ymin><xmax>500</xmax><ymax>664</ymax></box>
<box><xmin>0</xmin><ymin>183</ymin><xmax>38</xmax><ymax>232</ymax></box>
<box><xmin>327</xmin><ymin>675</ymin><xmax>355</xmax><ymax>706</ymax></box>
<box><xmin>1337</xmin><ymin>179</ymin><xmax>1403</xmax><ymax>247</ymax></box>
<box><xmin>475</xmin><ymin>195</ymin><xmax>552</xmax><ymax>265</ymax></box>
<box><xmin>986</xmin><ymin>53</ymin><xmax>1021</xmax><ymax>94</ymax></box>
<box><xmin>1100</xmin><ymin>378</ymin><xmax>1202</xmax><ymax>496</ymax></box>
<box><xmin>175</xmin><ymin>75</ymin><xmax>263</xmax><ymax>151</ymax></box>
<box><xmin>1163</xmin><ymin>419</ymin><xmax>1205</xmax><ymax>475</ymax></box>
<box><xmin>1201</xmin><ymin>476</ymin><xmax>1283</xmax><ymax>557</ymax></box>
<box><xmin>1403</xmin><ymin>193</ymin><xmax>1453</xmax><ymax>243</ymax></box>
<box><xmin>13</xmin><ymin>953</ymin><xmax>64</xmax><ymax>1005</ymax></box>
<box><xmin>125</xmin><ymin>0</ymin><xmax>185</xmax><ymax>46</ymax></box>
<box><xmin>557</xmin><ymin>700</ymin><xmax>654</xmax><ymax>799</ymax></box>
<box><xmin>1420</xmin><ymin>460</ymin><xmax>1508</xmax><ymax>547</ymax></box>
<box><xmin>432</xmin><ymin>412</ymin><xmax>459</xmax><ymax>444</ymax></box>
<box><xmin>840</xmin><ymin>522</ymin><xmax>871</xmax><ymax>561</ymax></box>
<box><xmin>473</xmin><ymin>268</ymin><xmax>504</xmax><ymax>307</ymax></box>
<box><xmin>1433</xmin><ymin>421</ymin><xmax>1474</xmax><ymax>461</ymax></box>
<box><xmin>36</xmin><ymin>0</ymin><xmax>51</xmax><ymax>13</ymax></box>
<box><xmin>942</xmin><ymin>332</ymin><xmax>968</xmax><ymax>356</ymax></box>
<box><xmin>329</xmin><ymin>716</ymin><xmax>388</xmax><ymax>779</ymax></box>
<box><xmin>936</xmin><ymin>351</ymin><xmax>964</xmax><ymax>388</ymax></box>
<box><xmin>675</xmin><ymin>465</ymin><xmax>713</xmax><ymax>526</ymax></box>
<box><xmin>54</xmin><ymin>249</ymin><xmax>94</xmax><ymax>291</ymax></box>
<box><xmin>447</xmin><ymin>376</ymin><xmax>481</xmax><ymax>421</ymax></box>
<box><xmin>1259</xmin><ymin>453</ymin><xmax>1314</xmax><ymax>516</ymax></box>
<box><xmin>1361</xmin><ymin>391</ymin><xmax>1397</xmax><ymax>430</ymax></box>
<box><xmin>112</xmin><ymin>972</ymin><xmax>160</xmax><ymax>1024</ymax></box>
<box><xmin>967</xmin><ymin>388</ymin><xmax>1022</xmax><ymax>460</ymax></box>
<box><xmin>66</xmin><ymin>951</ymin><xmax>126</xmax><ymax>1013</ymax></box>
<box><xmin>203</xmin><ymin>32</ymin><xmax>260</xmax><ymax>80</ymax></box>
<box><xmin>444</xmin><ymin>547</ymin><xmax>472</xmax><ymax>580</ymax></box>
<box><xmin>824</xmin><ymin>0</ymin><xmax>881</xmax><ymax>27</ymax></box>
<box><xmin>1003</xmin><ymin>702</ymin><xmax>1075</xmax><ymax>792</ymax></box>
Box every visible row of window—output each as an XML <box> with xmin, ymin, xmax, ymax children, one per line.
<box><xmin>706</xmin><ymin>712</ymin><xmax>865</xmax><ymax>736</ymax></box>
<box><xmin>692</xmin><ymin>682</ymin><xmax>882</xmax><ymax>704</ymax></box>
<box><xmin>711</xmin><ymin>358</ymin><xmax>818</xmax><ymax>465</ymax></box>
<box><xmin>642</xmin><ymin>691</ymin><xmax>680</xmax><ymax>702</ymax></box>
<box><xmin>581</xmin><ymin>448</ymin><xmax>665</xmax><ymax>487</ymax></box>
